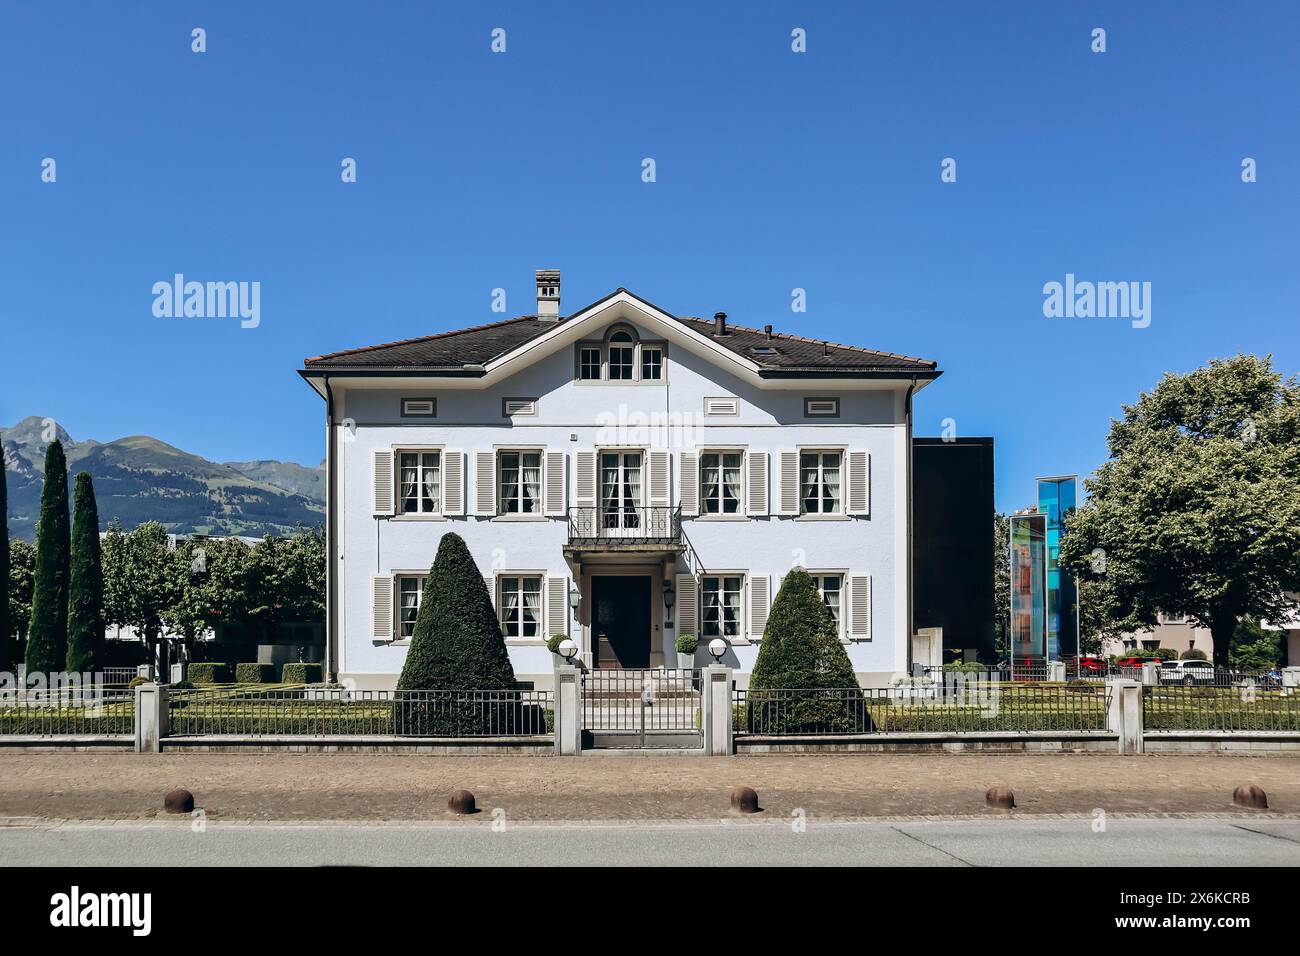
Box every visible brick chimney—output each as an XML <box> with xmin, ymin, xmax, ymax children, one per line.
<box><xmin>536</xmin><ymin>270</ymin><xmax>560</xmax><ymax>321</ymax></box>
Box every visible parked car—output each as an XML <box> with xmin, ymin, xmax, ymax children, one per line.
<box><xmin>1116</xmin><ymin>656</ymin><xmax>1158</xmax><ymax>668</ymax></box>
<box><xmin>1076</xmin><ymin>656</ymin><xmax>1108</xmax><ymax>674</ymax></box>
<box><xmin>1159</xmin><ymin>659</ymin><xmax>1216</xmax><ymax>685</ymax></box>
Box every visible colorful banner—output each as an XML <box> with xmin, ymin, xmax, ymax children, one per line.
<box><xmin>1009</xmin><ymin>512</ymin><xmax>1047</xmax><ymax>661</ymax></box>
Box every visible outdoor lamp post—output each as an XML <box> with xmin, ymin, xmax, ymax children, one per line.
<box><xmin>558</xmin><ymin>639</ymin><xmax>578</xmax><ymax>663</ymax></box>
<box><xmin>708</xmin><ymin>638</ymin><xmax>728</xmax><ymax>662</ymax></box>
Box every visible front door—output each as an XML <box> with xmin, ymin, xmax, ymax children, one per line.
<box><xmin>592</xmin><ymin>575</ymin><xmax>651</xmax><ymax>667</ymax></box>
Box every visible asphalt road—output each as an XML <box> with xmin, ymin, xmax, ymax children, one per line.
<box><xmin>3</xmin><ymin>817</ymin><xmax>1299</xmax><ymax>866</ymax></box>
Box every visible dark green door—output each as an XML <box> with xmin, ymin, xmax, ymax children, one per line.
<box><xmin>592</xmin><ymin>576</ymin><xmax>651</xmax><ymax>668</ymax></box>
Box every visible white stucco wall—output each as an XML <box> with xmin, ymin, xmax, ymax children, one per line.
<box><xmin>329</xmin><ymin>314</ymin><xmax>914</xmax><ymax>690</ymax></box>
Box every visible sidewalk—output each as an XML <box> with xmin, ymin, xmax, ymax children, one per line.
<box><xmin>0</xmin><ymin>753</ymin><xmax>1295</xmax><ymax>823</ymax></box>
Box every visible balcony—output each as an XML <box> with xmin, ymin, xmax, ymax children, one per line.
<box><xmin>565</xmin><ymin>505</ymin><xmax>683</xmax><ymax>552</ymax></box>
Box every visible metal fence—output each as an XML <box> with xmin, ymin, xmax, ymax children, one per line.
<box><xmin>582</xmin><ymin>668</ymin><xmax>700</xmax><ymax>733</ymax></box>
<box><xmin>1143</xmin><ymin>685</ymin><xmax>1300</xmax><ymax>732</ymax></box>
<box><xmin>0</xmin><ymin>692</ymin><xmax>136</xmax><ymax>736</ymax></box>
<box><xmin>167</xmin><ymin>687</ymin><xmax>554</xmax><ymax>738</ymax></box>
<box><xmin>734</xmin><ymin>683</ymin><xmax>1113</xmax><ymax>736</ymax></box>
<box><xmin>567</xmin><ymin>505</ymin><xmax>681</xmax><ymax>545</ymax></box>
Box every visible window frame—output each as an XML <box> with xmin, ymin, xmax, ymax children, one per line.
<box><xmin>798</xmin><ymin>448</ymin><xmax>846</xmax><ymax>517</ymax></box>
<box><xmin>498</xmin><ymin>573</ymin><xmax>545</xmax><ymax>639</ymax></box>
<box><xmin>807</xmin><ymin>571</ymin><xmax>846</xmax><ymax>639</ymax></box>
<box><xmin>698</xmin><ymin>448</ymin><xmax>746</xmax><ymax>518</ymax></box>
<box><xmin>574</xmin><ymin>325</ymin><xmax>667</xmax><ymax>384</ymax></box>
<box><xmin>395</xmin><ymin>573</ymin><xmax>428</xmax><ymax>641</ymax></box>
<box><xmin>395</xmin><ymin>447</ymin><xmax>443</xmax><ymax>517</ymax></box>
<box><xmin>701</xmin><ymin>572</ymin><xmax>745</xmax><ymax>642</ymax></box>
<box><xmin>496</xmin><ymin>448</ymin><xmax>544</xmax><ymax>516</ymax></box>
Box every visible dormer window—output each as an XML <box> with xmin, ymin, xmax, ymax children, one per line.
<box><xmin>575</xmin><ymin>325</ymin><xmax>666</xmax><ymax>383</ymax></box>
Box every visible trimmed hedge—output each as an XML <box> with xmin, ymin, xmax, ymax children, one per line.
<box><xmin>281</xmin><ymin>662</ymin><xmax>323</xmax><ymax>684</ymax></box>
<box><xmin>234</xmin><ymin>662</ymin><xmax>274</xmax><ymax>684</ymax></box>
<box><xmin>188</xmin><ymin>662</ymin><xmax>231</xmax><ymax>685</ymax></box>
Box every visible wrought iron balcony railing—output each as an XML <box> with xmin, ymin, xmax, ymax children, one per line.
<box><xmin>567</xmin><ymin>505</ymin><xmax>682</xmax><ymax>546</ymax></box>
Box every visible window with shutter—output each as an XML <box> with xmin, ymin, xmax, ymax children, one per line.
<box><xmin>847</xmin><ymin>451</ymin><xmax>870</xmax><ymax>516</ymax></box>
<box><xmin>442</xmin><ymin>451</ymin><xmax>464</xmax><ymax>514</ymax></box>
<box><xmin>748</xmin><ymin>574</ymin><xmax>770</xmax><ymax>640</ymax></box>
<box><xmin>373</xmin><ymin>450</ymin><xmax>394</xmax><ymax>516</ymax></box>
<box><xmin>679</xmin><ymin>451</ymin><xmax>698</xmax><ymax>516</ymax></box>
<box><xmin>747</xmin><ymin>452</ymin><xmax>768</xmax><ymax>516</ymax></box>
<box><xmin>848</xmin><ymin>575</ymin><xmax>872</xmax><ymax>640</ymax></box>
<box><xmin>372</xmin><ymin>575</ymin><xmax>394</xmax><ymax>641</ymax></box>
<box><xmin>546</xmin><ymin>576</ymin><xmax>569</xmax><ymax>637</ymax></box>
<box><xmin>544</xmin><ymin>452</ymin><xmax>566</xmax><ymax>516</ymax></box>
<box><xmin>675</xmin><ymin>573</ymin><xmax>698</xmax><ymax>636</ymax></box>
<box><xmin>777</xmin><ymin>451</ymin><xmax>799</xmax><ymax>514</ymax></box>
<box><xmin>575</xmin><ymin>451</ymin><xmax>596</xmax><ymax>508</ymax></box>
<box><xmin>475</xmin><ymin>451</ymin><xmax>496</xmax><ymax>514</ymax></box>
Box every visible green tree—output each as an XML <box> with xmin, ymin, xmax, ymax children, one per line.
<box><xmin>7</xmin><ymin>539</ymin><xmax>36</xmax><ymax>659</ymax></box>
<box><xmin>0</xmin><ymin>462</ymin><xmax>10</xmax><ymax>674</ymax></box>
<box><xmin>101</xmin><ymin>521</ymin><xmax>180</xmax><ymax>670</ymax></box>
<box><xmin>166</xmin><ymin>536</ymin><xmax>253</xmax><ymax>646</ymax></box>
<box><xmin>66</xmin><ymin>473</ymin><xmax>104</xmax><ymax>673</ymax></box>
<box><xmin>1061</xmin><ymin>355</ymin><xmax>1300</xmax><ymax>668</ymax></box>
<box><xmin>1229</xmin><ymin>618</ymin><xmax>1283</xmax><ymax>670</ymax></box>
<box><xmin>750</xmin><ymin>568</ymin><xmax>859</xmax><ymax>689</ymax></box>
<box><xmin>397</xmin><ymin>532</ymin><xmax>515</xmax><ymax>692</ymax></box>
<box><xmin>26</xmin><ymin>439</ymin><xmax>70</xmax><ymax>675</ymax></box>
<box><xmin>246</xmin><ymin>528</ymin><xmax>325</xmax><ymax>642</ymax></box>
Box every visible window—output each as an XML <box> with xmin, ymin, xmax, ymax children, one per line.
<box><xmin>609</xmin><ymin>331</ymin><xmax>634</xmax><ymax>380</ymax></box>
<box><xmin>800</xmin><ymin>451</ymin><xmax>842</xmax><ymax>514</ymax></box>
<box><xmin>499</xmin><ymin>576</ymin><xmax>543</xmax><ymax>638</ymax></box>
<box><xmin>811</xmin><ymin>573</ymin><xmax>843</xmax><ymax>633</ymax></box>
<box><xmin>398</xmin><ymin>575</ymin><xmax>427</xmax><ymax>638</ymax></box>
<box><xmin>700</xmin><ymin>451</ymin><xmax>743</xmax><ymax>514</ymax></box>
<box><xmin>398</xmin><ymin>451</ymin><xmax>441</xmax><ymax>514</ymax></box>
<box><xmin>498</xmin><ymin>451</ymin><xmax>542</xmax><ymax>514</ymax></box>
<box><xmin>600</xmin><ymin>451</ymin><xmax>642</xmax><ymax>530</ymax></box>
<box><xmin>641</xmin><ymin>346</ymin><xmax>663</xmax><ymax>380</ymax></box>
<box><xmin>575</xmin><ymin>327</ymin><xmax>666</xmax><ymax>383</ymax></box>
<box><xmin>702</xmin><ymin>575</ymin><xmax>743</xmax><ymax>640</ymax></box>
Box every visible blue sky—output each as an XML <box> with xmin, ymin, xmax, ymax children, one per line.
<box><xmin>2</xmin><ymin>1</ymin><xmax>1296</xmax><ymax>511</ymax></box>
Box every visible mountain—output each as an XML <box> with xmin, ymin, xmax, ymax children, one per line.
<box><xmin>2</xmin><ymin>416</ymin><xmax>324</xmax><ymax>541</ymax></box>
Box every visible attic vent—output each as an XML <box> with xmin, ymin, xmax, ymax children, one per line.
<box><xmin>751</xmin><ymin>346</ymin><xmax>779</xmax><ymax>356</ymax></box>
<box><xmin>804</xmin><ymin>397</ymin><xmax>840</xmax><ymax>418</ymax></box>
<box><xmin>703</xmin><ymin>396</ymin><xmax>739</xmax><ymax>416</ymax></box>
<box><xmin>502</xmin><ymin>397</ymin><xmax>538</xmax><ymax>417</ymax></box>
<box><xmin>401</xmin><ymin>398</ymin><xmax>437</xmax><ymax>417</ymax></box>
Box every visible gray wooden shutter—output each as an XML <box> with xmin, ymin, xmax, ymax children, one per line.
<box><xmin>648</xmin><ymin>450</ymin><xmax>670</xmax><ymax>507</ymax></box>
<box><xmin>679</xmin><ymin>451</ymin><xmax>698</xmax><ymax>517</ymax></box>
<box><xmin>373</xmin><ymin>449</ymin><xmax>394</xmax><ymax>516</ymax></box>
<box><xmin>544</xmin><ymin>451</ymin><xmax>566</xmax><ymax>516</ymax></box>
<box><xmin>372</xmin><ymin>575</ymin><xmax>393</xmax><ymax>640</ymax></box>
<box><xmin>442</xmin><ymin>451</ymin><xmax>464</xmax><ymax>515</ymax></box>
<box><xmin>849</xmin><ymin>575</ymin><xmax>872</xmax><ymax>640</ymax></box>
<box><xmin>675</xmin><ymin>573</ymin><xmax>698</xmax><ymax>636</ymax></box>
<box><xmin>576</xmin><ymin>451</ymin><xmax>596</xmax><ymax>508</ymax></box>
<box><xmin>484</xmin><ymin>576</ymin><xmax>496</xmax><ymax>612</ymax></box>
<box><xmin>778</xmin><ymin>451</ymin><xmax>799</xmax><ymax>514</ymax></box>
<box><xmin>747</xmin><ymin>451</ymin><xmax>768</xmax><ymax>516</ymax></box>
<box><xmin>546</xmin><ymin>575</ymin><xmax>569</xmax><ymax>637</ymax></box>
<box><xmin>848</xmin><ymin>451</ymin><xmax>870</xmax><ymax>516</ymax></box>
<box><xmin>748</xmin><ymin>574</ymin><xmax>770</xmax><ymax>640</ymax></box>
<box><xmin>475</xmin><ymin>451</ymin><xmax>496</xmax><ymax>515</ymax></box>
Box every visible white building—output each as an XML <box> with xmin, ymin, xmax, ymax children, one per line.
<box><xmin>299</xmin><ymin>273</ymin><xmax>941</xmax><ymax>690</ymax></box>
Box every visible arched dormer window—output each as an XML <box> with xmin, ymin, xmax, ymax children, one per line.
<box><xmin>576</xmin><ymin>325</ymin><xmax>665</xmax><ymax>383</ymax></box>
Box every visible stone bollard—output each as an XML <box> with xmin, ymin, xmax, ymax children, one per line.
<box><xmin>134</xmin><ymin>682</ymin><xmax>169</xmax><ymax>754</ymax></box>
<box><xmin>985</xmin><ymin>787</ymin><xmax>1015</xmax><ymax>809</ymax></box>
<box><xmin>1232</xmin><ymin>784</ymin><xmax>1268</xmax><ymax>810</ymax></box>
<box><xmin>730</xmin><ymin>787</ymin><xmax>760</xmax><ymax>813</ymax></box>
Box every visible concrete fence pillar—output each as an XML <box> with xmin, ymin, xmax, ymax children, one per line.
<box><xmin>1140</xmin><ymin>661</ymin><xmax>1160</xmax><ymax>686</ymax></box>
<box><xmin>1047</xmin><ymin>661</ymin><xmax>1066</xmax><ymax>682</ymax></box>
<box><xmin>701</xmin><ymin>665</ymin><xmax>733</xmax><ymax>756</ymax></box>
<box><xmin>134</xmin><ymin>682</ymin><xmax>169</xmax><ymax>754</ymax></box>
<box><xmin>1106</xmin><ymin>678</ymin><xmax>1143</xmax><ymax>755</ymax></box>
<box><xmin>554</xmin><ymin>665</ymin><xmax>582</xmax><ymax>756</ymax></box>
<box><xmin>1282</xmin><ymin>667</ymin><xmax>1300</xmax><ymax>696</ymax></box>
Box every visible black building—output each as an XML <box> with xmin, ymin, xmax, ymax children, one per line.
<box><xmin>913</xmin><ymin>437</ymin><xmax>995</xmax><ymax>663</ymax></box>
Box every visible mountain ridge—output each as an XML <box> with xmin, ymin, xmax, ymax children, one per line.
<box><xmin>1</xmin><ymin>416</ymin><xmax>325</xmax><ymax>541</ymax></box>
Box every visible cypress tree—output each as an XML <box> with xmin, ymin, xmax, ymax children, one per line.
<box><xmin>0</xmin><ymin>463</ymin><xmax>10</xmax><ymax>675</ymax></box>
<box><xmin>66</xmin><ymin>472</ymin><xmax>104</xmax><ymax>674</ymax></box>
<box><xmin>26</xmin><ymin>439</ymin><xmax>71</xmax><ymax>677</ymax></box>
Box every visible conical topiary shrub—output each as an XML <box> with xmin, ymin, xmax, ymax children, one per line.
<box><xmin>746</xmin><ymin>567</ymin><xmax>866</xmax><ymax>734</ymax></box>
<box><xmin>395</xmin><ymin>532</ymin><xmax>518</xmax><ymax>735</ymax></box>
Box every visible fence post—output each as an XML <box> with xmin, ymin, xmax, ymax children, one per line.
<box><xmin>554</xmin><ymin>665</ymin><xmax>582</xmax><ymax>756</ymax></box>
<box><xmin>1139</xmin><ymin>661</ymin><xmax>1160</xmax><ymax>686</ymax></box>
<box><xmin>1106</xmin><ymin>678</ymin><xmax>1143</xmax><ymax>755</ymax></box>
<box><xmin>1047</xmin><ymin>661</ymin><xmax>1066</xmax><ymax>682</ymax></box>
<box><xmin>701</xmin><ymin>665</ymin><xmax>733</xmax><ymax>756</ymax></box>
<box><xmin>1283</xmin><ymin>667</ymin><xmax>1300</xmax><ymax>697</ymax></box>
<box><xmin>134</xmin><ymin>682</ymin><xmax>169</xmax><ymax>754</ymax></box>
